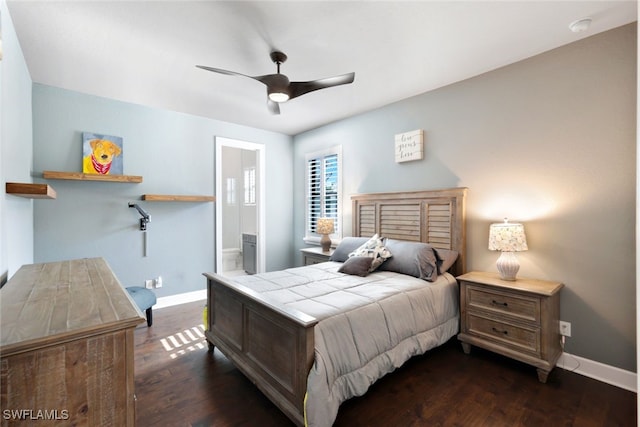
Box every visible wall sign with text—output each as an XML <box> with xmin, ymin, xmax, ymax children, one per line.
<box><xmin>394</xmin><ymin>129</ymin><xmax>424</xmax><ymax>163</ymax></box>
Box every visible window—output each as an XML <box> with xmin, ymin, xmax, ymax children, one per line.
<box><xmin>244</xmin><ymin>167</ymin><xmax>256</xmax><ymax>205</ymax></box>
<box><xmin>226</xmin><ymin>177</ymin><xmax>236</xmax><ymax>205</ymax></box>
<box><xmin>305</xmin><ymin>146</ymin><xmax>342</xmax><ymax>242</ymax></box>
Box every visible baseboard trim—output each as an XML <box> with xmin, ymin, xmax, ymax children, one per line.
<box><xmin>155</xmin><ymin>289</ymin><xmax>206</xmax><ymax>310</ymax></box>
<box><xmin>154</xmin><ymin>291</ymin><xmax>638</xmax><ymax>393</ymax></box>
<box><xmin>557</xmin><ymin>352</ymin><xmax>637</xmax><ymax>392</ymax></box>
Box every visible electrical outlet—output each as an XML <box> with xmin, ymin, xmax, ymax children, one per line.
<box><xmin>155</xmin><ymin>276</ymin><xmax>163</xmax><ymax>288</ymax></box>
<box><xmin>145</xmin><ymin>279</ymin><xmax>154</xmax><ymax>289</ymax></box>
<box><xmin>559</xmin><ymin>321</ymin><xmax>571</xmax><ymax>337</ymax></box>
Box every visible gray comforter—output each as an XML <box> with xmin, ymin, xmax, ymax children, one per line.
<box><xmin>230</xmin><ymin>261</ymin><xmax>459</xmax><ymax>427</ymax></box>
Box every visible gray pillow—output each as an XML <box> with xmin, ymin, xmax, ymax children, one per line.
<box><xmin>378</xmin><ymin>239</ymin><xmax>439</xmax><ymax>282</ymax></box>
<box><xmin>338</xmin><ymin>256</ymin><xmax>375</xmax><ymax>276</ymax></box>
<box><xmin>330</xmin><ymin>237</ymin><xmax>370</xmax><ymax>262</ymax></box>
<box><xmin>434</xmin><ymin>248</ymin><xmax>459</xmax><ymax>274</ymax></box>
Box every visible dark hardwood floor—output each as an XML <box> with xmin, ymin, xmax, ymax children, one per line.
<box><xmin>134</xmin><ymin>300</ymin><xmax>636</xmax><ymax>427</ymax></box>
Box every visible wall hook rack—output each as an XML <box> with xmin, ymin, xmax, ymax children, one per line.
<box><xmin>128</xmin><ymin>202</ymin><xmax>150</xmax><ymax>230</ymax></box>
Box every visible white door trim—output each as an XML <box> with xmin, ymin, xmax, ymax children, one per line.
<box><xmin>215</xmin><ymin>137</ymin><xmax>266</xmax><ymax>274</ymax></box>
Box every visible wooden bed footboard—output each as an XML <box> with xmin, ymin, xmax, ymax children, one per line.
<box><xmin>203</xmin><ymin>272</ymin><xmax>318</xmax><ymax>426</ymax></box>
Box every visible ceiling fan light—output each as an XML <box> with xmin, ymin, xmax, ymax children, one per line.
<box><xmin>268</xmin><ymin>91</ymin><xmax>289</xmax><ymax>103</ymax></box>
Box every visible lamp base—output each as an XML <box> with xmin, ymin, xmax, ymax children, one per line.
<box><xmin>496</xmin><ymin>251</ymin><xmax>519</xmax><ymax>281</ymax></box>
<box><xmin>320</xmin><ymin>234</ymin><xmax>332</xmax><ymax>252</ymax></box>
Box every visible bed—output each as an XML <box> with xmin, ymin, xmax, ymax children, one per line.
<box><xmin>203</xmin><ymin>188</ymin><xmax>467</xmax><ymax>426</ymax></box>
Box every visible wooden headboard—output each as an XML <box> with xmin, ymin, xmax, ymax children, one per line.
<box><xmin>351</xmin><ymin>187</ymin><xmax>468</xmax><ymax>277</ymax></box>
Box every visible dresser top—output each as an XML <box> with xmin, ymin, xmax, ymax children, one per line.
<box><xmin>457</xmin><ymin>271</ymin><xmax>564</xmax><ymax>296</ymax></box>
<box><xmin>1</xmin><ymin>257</ymin><xmax>145</xmax><ymax>356</ymax></box>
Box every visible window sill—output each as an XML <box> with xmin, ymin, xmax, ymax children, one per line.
<box><xmin>303</xmin><ymin>236</ymin><xmax>342</xmax><ymax>247</ymax></box>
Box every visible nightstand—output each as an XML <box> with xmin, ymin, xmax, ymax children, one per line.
<box><xmin>457</xmin><ymin>271</ymin><xmax>564</xmax><ymax>383</ymax></box>
<box><xmin>301</xmin><ymin>247</ymin><xmax>334</xmax><ymax>265</ymax></box>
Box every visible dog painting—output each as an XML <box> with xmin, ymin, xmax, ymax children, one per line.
<box><xmin>82</xmin><ymin>132</ymin><xmax>123</xmax><ymax>175</ymax></box>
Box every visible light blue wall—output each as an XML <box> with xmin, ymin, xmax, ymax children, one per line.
<box><xmin>32</xmin><ymin>84</ymin><xmax>293</xmax><ymax>297</ymax></box>
<box><xmin>1</xmin><ymin>0</ymin><xmax>34</xmax><ymax>280</ymax></box>
<box><xmin>294</xmin><ymin>24</ymin><xmax>637</xmax><ymax>372</ymax></box>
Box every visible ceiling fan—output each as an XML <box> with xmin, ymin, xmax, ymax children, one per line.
<box><xmin>196</xmin><ymin>51</ymin><xmax>355</xmax><ymax>115</ymax></box>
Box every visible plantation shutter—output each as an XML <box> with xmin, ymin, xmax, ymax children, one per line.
<box><xmin>308</xmin><ymin>157</ymin><xmax>322</xmax><ymax>232</ymax></box>
<box><xmin>307</xmin><ymin>152</ymin><xmax>339</xmax><ymax>235</ymax></box>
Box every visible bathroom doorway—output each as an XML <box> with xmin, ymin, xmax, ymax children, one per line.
<box><xmin>215</xmin><ymin>137</ymin><xmax>265</xmax><ymax>276</ymax></box>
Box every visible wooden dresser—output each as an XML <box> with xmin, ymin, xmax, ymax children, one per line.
<box><xmin>457</xmin><ymin>271</ymin><xmax>564</xmax><ymax>383</ymax></box>
<box><xmin>0</xmin><ymin>258</ymin><xmax>145</xmax><ymax>426</ymax></box>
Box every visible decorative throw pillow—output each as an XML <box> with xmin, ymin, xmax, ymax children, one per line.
<box><xmin>338</xmin><ymin>256</ymin><xmax>375</xmax><ymax>277</ymax></box>
<box><xmin>330</xmin><ymin>237</ymin><xmax>371</xmax><ymax>262</ymax></box>
<box><xmin>348</xmin><ymin>234</ymin><xmax>392</xmax><ymax>272</ymax></box>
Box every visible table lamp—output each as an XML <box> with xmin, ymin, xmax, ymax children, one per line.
<box><xmin>316</xmin><ymin>218</ymin><xmax>335</xmax><ymax>252</ymax></box>
<box><xmin>488</xmin><ymin>218</ymin><xmax>528</xmax><ymax>281</ymax></box>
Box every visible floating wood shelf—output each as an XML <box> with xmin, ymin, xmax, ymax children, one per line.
<box><xmin>142</xmin><ymin>194</ymin><xmax>215</xmax><ymax>202</ymax></box>
<box><xmin>43</xmin><ymin>171</ymin><xmax>143</xmax><ymax>183</ymax></box>
<box><xmin>6</xmin><ymin>182</ymin><xmax>57</xmax><ymax>199</ymax></box>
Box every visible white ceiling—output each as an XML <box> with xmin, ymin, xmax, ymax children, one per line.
<box><xmin>6</xmin><ymin>1</ymin><xmax>637</xmax><ymax>136</ymax></box>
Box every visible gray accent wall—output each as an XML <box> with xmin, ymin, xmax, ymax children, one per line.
<box><xmin>31</xmin><ymin>84</ymin><xmax>293</xmax><ymax>298</ymax></box>
<box><xmin>293</xmin><ymin>24</ymin><xmax>637</xmax><ymax>372</ymax></box>
<box><xmin>1</xmin><ymin>1</ymin><xmax>34</xmax><ymax>280</ymax></box>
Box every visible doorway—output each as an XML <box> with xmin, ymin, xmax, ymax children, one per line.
<box><xmin>215</xmin><ymin>137</ymin><xmax>265</xmax><ymax>276</ymax></box>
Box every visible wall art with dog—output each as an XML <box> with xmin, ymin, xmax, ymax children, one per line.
<box><xmin>82</xmin><ymin>132</ymin><xmax>123</xmax><ymax>175</ymax></box>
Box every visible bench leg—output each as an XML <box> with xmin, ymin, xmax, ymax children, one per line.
<box><xmin>145</xmin><ymin>307</ymin><xmax>153</xmax><ymax>327</ymax></box>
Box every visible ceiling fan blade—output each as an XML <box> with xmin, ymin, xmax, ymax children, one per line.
<box><xmin>267</xmin><ymin>99</ymin><xmax>280</xmax><ymax>115</ymax></box>
<box><xmin>288</xmin><ymin>72</ymin><xmax>355</xmax><ymax>100</ymax></box>
<box><xmin>196</xmin><ymin>65</ymin><xmax>256</xmax><ymax>80</ymax></box>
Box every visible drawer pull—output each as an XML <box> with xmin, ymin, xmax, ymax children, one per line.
<box><xmin>492</xmin><ymin>327</ymin><xmax>508</xmax><ymax>335</ymax></box>
<box><xmin>492</xmin><ymin>300</ymin><xmax>508</xmax><ymax>307</ymax></box>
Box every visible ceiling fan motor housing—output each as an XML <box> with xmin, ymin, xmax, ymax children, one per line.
<box><xmin>267</xmin><ymin>73</ymin><xmax>291</xmax><ymax>102</ymax></box>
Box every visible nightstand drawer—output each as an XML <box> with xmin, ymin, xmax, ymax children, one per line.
<box><xmin>467</xmin><ymin>285</ymin><xmax>540</xmax><ymax>324</ymax></box>
<box><xmin>304</xmin><ymin>255</ymin><xmax>326</xmax><ymax>265</ymax></box>
<box><xmin>467</xmin><ymin>313</ymin><xmax>540</xmax><ymax>354</ymax></box>
<box><xmin>300</xmin><ymin>247</ymin><xmax>334</xmax><ymax>266</ymax></box>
